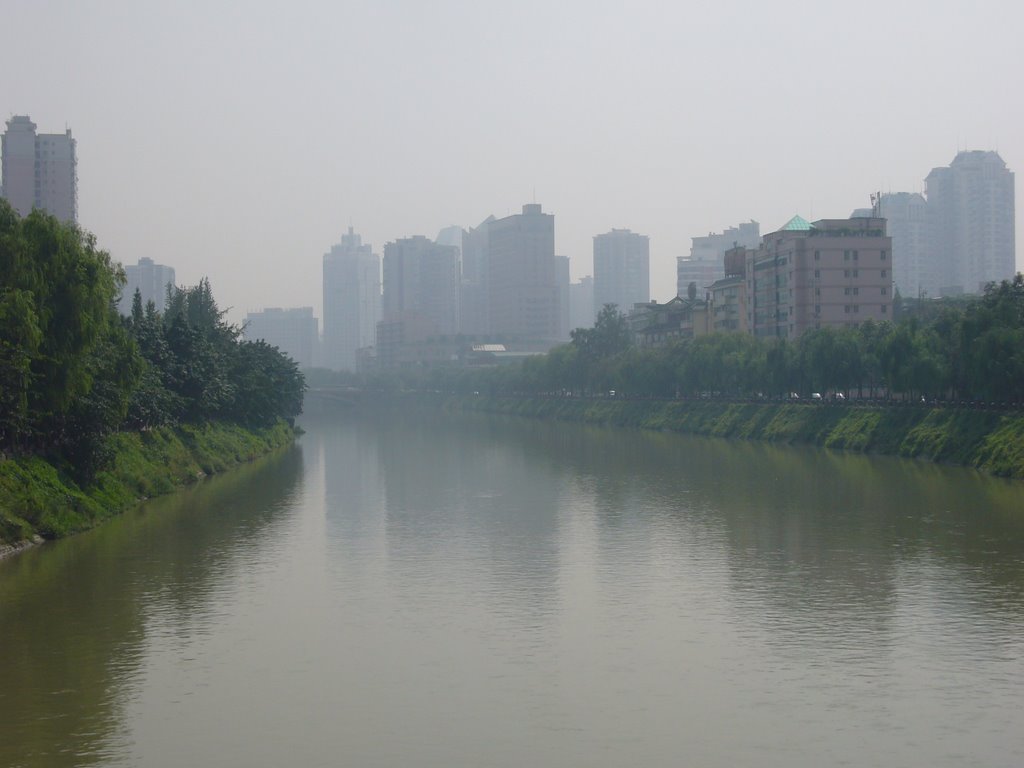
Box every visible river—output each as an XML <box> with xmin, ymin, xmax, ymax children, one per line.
<box><xmin>2</xmin><ymin>409</ymin><xmax>1024</xmax><ymax>767</ymax></box>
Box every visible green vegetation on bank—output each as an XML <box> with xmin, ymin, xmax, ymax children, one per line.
<box><xmin>446</xmin><ymin>395</ymin><xmax>1024</xmax><ymax>478</ymax></box>
<box><xmin>0</xmin><ymin>199</ymin><xmax>306</xmax><ymax>547</ymax></box>
<box><xmin>0</xmin><ymin>420</ymin><xmax>295</xmax><ymax>545</ymax></box>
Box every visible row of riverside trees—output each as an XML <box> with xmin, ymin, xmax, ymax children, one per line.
<box><xmin>348</xmin><ymin>278</ymin><xmax>1024</xmax><ymax>405</ymax></box>
<box><xmin>0</xmin><ymin>200</ymin><xmax>305</xmax><ymax>480</ymax></box>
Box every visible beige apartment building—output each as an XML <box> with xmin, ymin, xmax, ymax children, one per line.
<box><xmin>746</xmin><ymin>216</ymin><xmax>892</xmax><ymax>339</ymax></box>
<box><xmin>1</xmin><ymin>115</ymin><xmax>77</xmax><ymax>223</ymax></box>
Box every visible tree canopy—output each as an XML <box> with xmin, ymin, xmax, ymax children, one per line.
<box><xmin>0</xmin><ymin>200</ymin><xmax>305</xmax><ymax>479</ymax></box>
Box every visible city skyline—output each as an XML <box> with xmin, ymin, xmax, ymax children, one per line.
<box><xmin>2</xmin><ymin>1</ymin><xmax>1022</xmax><ymax>323</ymax></box>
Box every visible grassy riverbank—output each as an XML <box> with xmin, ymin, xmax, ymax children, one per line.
<box><xmin>447</xmin><ymin>396</ymin><xmax>1024</xmax><ymax>478</ymax></box>
<box><xmin>0</xmin><ymin>421</ymin><xmax>296</xmax><ymax>548</ymax></box>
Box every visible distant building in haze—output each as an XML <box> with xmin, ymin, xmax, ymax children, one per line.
<box><xmin>1</xmin><ymin>115</ymin><xmax>77</xmax><ymax>223</ymax></box>
<box><xmin>678</xmin><ymin>221</ymin><xmax>759</xmax><ymax>296</ymax></box>
<box><xmin>925</xmin><ymin>150</ymin><xmax>1015</xmax><ymax>295</ymax></box>
<box><xmin>569</xmin><ymin>276</ymin><xmax>595</xmax><ymax>331</ymax></box>
<box><xmin>555</xmin><ymin>255</ymin><xmax>571</xmax><ymax>340</ymax></box>
<box><xmin>592</xmin><ymin>229</ymin><xmax>649</xmax><ymax>317</ymax></box>
<box><xmin>460</xmin><ymin>216</ymin><xmax>494</xmax><ymax>336</ymax></box>
<box><xmin>244</xmin><ymin>307</ymin><xmax>318</xmax><ymax>369</ymax></box>
<box><xmin>382</xmin><ymin>235</ymin><xmax>460</xmax><ymax>337</ymax></box>
<box><xmin>118</xmin><ymin>257</ymin><xmax>176</xmax><ymax>315</ymax></box>
<box><xmin>322</xmin><ymin>228</ymin><xmax>381</xmax><ymax>371</ymax></box>
<box><xmin>853</xmin><ymin>192</ymin><xmax>931</xmax><ymax>298</ymax></box>
<box><xmin>486</xmin><ymin>203</ymin><xmax>560</xmax><ymax>343</ymax></box>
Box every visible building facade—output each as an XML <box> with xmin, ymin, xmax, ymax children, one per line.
<box><xmin>486</xmin><ymin>203</ymin><xmax>560</xmax><ymax>342</ymax></box>
<box><xmin>382</xmin><ymin>235</ymin><xmax>459</xmax><ymax>338</ymax></box>
<box><xmin>709</xmin><ymin>245</ymin><xmax>749</xmax><ymax>333</ymax></box>
<box><xmin>746</xmin><ymin>215</ymin><xmax>892</xmax><ymax>339</ymax></box>
<box><xmin>628</xmin><ymin>297</ymin><xmax>711</xmax><ymax>347</ymax></box>
<box><xmin>244</xmin><ymin>307</ymin><xmax>318</xmax><ymax>369</ymax></box>
<box><xmin>925</xmin><ymin>150</ymin><xmax>1015</xmax><ymax>295</ymax></box>
<box><xmin>322</xmin><ymin>228</ymin><xmax>381</xmax><ymax>371</ymax></box>
<box><xmin>593</xmin><ymin>228</ymin><xmax>650</xmax><ymax>317</ymax></box>
<box><xmin>1</xmin><ymin>115</ymin><xmax>77</xmax><ymax>223</ymax></box>
<box><xmin>118</xmin><ymin>257</ymin><xmax>176</xmax><ymax>315</ymax></box>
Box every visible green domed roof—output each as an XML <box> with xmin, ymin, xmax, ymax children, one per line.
<box><xmin>780</xmin><ymin>214</ymin><xmax>812</xmax><ymax>231</ymax></box>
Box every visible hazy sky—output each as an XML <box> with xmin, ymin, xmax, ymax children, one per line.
<box><xmin>5</xmin><ymin>0</ymin><xmax>1023</xmax><ymax>322</ymax></box>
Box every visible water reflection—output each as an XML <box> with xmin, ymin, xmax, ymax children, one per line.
<box><xmin>2</xmin><ymin>409</ymin><xmax>1023</xmax><ymax>767</ymax></box>
<box><xmin>0</xmin><ymin>447</ymin><xmax>303</xmax><ymax>768</ymax></box>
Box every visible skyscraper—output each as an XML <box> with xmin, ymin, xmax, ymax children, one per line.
<box><xmin>925</xmin><ymin>151</ymin><xmax>1015</xmax><ymax>294</ymax></box>
<box><xmin>593</xmin><ymin>229</ymin><xmax>649</xmax><ymax>315</ymax></box>
<box><xmin>1</xmin><ymin>115</ymin><xmax>77</xmax><ymax>223</ymax></box>
<box><xmin>322</xmin><ymin>228</ymin><xmax>381</xmax><ymax>371</ymax></box>
<box><xmin>459</xmin><ymin>216</ymin><xmax>494</xmax><ymax>336</ymax></box>
<box><xmin>487</xmin><ymin>203</ymin><xmax>560</xmax><ymax>342</ymax></box>
<box><xmin>382</xmin><ymin>235</ymin><xmax>459</xmax><ymax>337</ymax></box>
<box><xmin>870</xmin><ymin>193</ymin><xmax>930</xmax><ymax>299</ymax></box>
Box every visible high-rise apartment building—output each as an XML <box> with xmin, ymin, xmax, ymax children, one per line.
<box><xmin>879</xmin><ymin>193</ymin><xmax>930</xmax><ymax>299</ymax></box>
<box><xmin>382</xmin><ymin>235</ymin><xmax>459</xmax><ymax>337</ymax></box>
<box><xmin>118</xmin><ymin>257</ymin><xmax>176</xmax><ymax>315</ymax></box>
<box><xmin>678</xmin><ymin>221</ymin><xmax>759</xmax><ymax>296</ymax></box>
<box><xmin>244</xmin><ymin>307</ymin><xmax>318</xmax><ymax>369</ymax></box>
<box><xmin>487</xmin><ymin>203</ymin><xmax>560</xmax><ymax>342</ymax></box>
<box><xmin>746</xmin><ymin>215</ymin><xmax>892</xmax><ymax>339</ymax></box>
<box><xmin>1</xmin><ymin>115</ymin><xmax>77</xmax><ymax>223</ymax></box>
<box><xmin>593</xmin><ymin>229</ymin><xmax>650</xmax><ymax>316</ymax></box>
<box><xmin>323</xmin><ymin>228</ymin><xmax>381</xmax><ymax>371</ymax></box>
<box><xmin>925</xmin><ymin>151</ymin><xmax>1015</xmax><ymax>294</ymax></box>
<box><xmin>853</xmin><ymin>193</ymin><xmax>931</xmax><ymax>298</ymax></box>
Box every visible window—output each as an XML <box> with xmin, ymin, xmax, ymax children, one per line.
<box><xmin>814</xmin><ymin>269</ymin><xmax>820</xmax><ymax>278</ymax></box>
<box><xmin>844</xmin><ymin>250</ymin><xmax>850</xmax><ymax>261</ymax></box>
<box><xmin>814</xmin><ymin>304</ymin><xmax>820</xmax><ymax>314</ymax></box>
<box><xmin>844</xmin><ymin>305</ymin><xmax>850</xmax><ymax>314</ymax></box>
<box><xmin>814</xmin><ymin>250</ymin><xmax>820</xmax><ymax>260</ymax></box>
<box><xmin>853</xmin><ymin>287</ymin><xmax>859</xmax><ymax>296</ymax></box>
<box><xmin>815</xmin><ymin>287</ymin><xmax>821</xmax><ymax>296</ymax></box>
<box><xmin>881</xmin><ymin>269</ymin><xmax>887</xmax><ymax>278</ymax></box>
<box><xmin>844</xmin><ymin>269</ymin><xmax>850</xmax><ymax>277</ymax></box>
<box><xmin>854</xmin><ymin>305</ymin><xmax>860</xmax><ymax>313</ymax></box>
<box><xmin>881</xmin><ymin>305</ymin><xmax>887</xmax><ymax>313</ymax></box>
<box><xmin>845</xmin><ymin>287</ymin><xmax>851</xmax><ymax>296</ymax></box>
<box><xmin>853</xmin><ymin>250</ymin><xmax>859</xmax><ymax>261</ymax></box>
<box><xmin>881</xmin><ymin>287</ymin><xmax>887</xmax><ymax>295</ymax></box>
<box><xmin>853</xmin><ymin>269</ymin><xmax>859</xmax><ymax>277</ymax></box>
<box><xmin>881</xmin><ymin>250</ymin><xmax>887</xmax><ymax>260</ymax></box>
